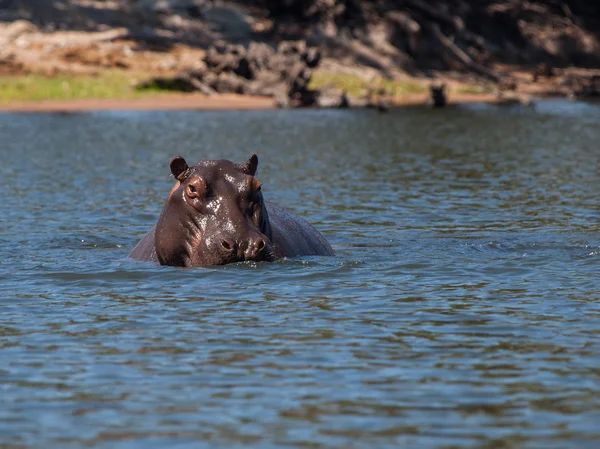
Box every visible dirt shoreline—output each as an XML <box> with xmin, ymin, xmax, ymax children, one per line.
<box><xmin>0</xmin><ymin>93</ymin><xmax>277</xmax><ymax>112</ymax></box>
<box><xmin>0</xmin><ymin>91</ymin><xmax>542</xmax><ymax>113</ymax></box>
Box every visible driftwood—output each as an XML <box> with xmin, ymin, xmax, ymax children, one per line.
<box><xmin>430</xmin><ymin>24</ymin><xmax>503</xmax><ymax>83</ymax></box>
<box><xmin>386</xmin><ymin>11</ymin><xmax>421</xmax><ymax>56</ymax></box>
<box><xmin>187</xmin><ymin>76</ymin><xmax>216</xmax><ymax>96</ymax></box>
<box><xmin>405</xmin><ymin>0</ymin><xmax>465</xmax><ymax>32</ymax></box>
<box><xmin>139</xmin><ymin>40</ymin><xmax>345</xmax><ymax>108</ymax></box>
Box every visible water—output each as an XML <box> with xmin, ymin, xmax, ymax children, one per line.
<box><xmin>1</xmin><ymin>101</ymin><xmax>599</xmax><ymax>448</ymax></box>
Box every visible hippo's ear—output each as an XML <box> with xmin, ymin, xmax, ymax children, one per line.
<box><xmin>240</xmin><ymin>154</ymin><xmax>258</xmax><ymax>176</ymax></box>
<box><xmin>170</xmin><ymin>156</ymin><xmax>189</xmax><ymax>181</ymax></box>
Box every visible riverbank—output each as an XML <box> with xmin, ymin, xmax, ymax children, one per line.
<box><xmin>0</xmin><ymin>68</ymin><xmax>561</xmax><ymax>112</ymax></box>
<box><xmin>0</xmin><ymin>90</ymin><xmax>552</xmax><ymax>113</ymax></box>
<box><xmin>2</xmin><ymin>0</ymin><xmax>597</xmax><ymax>110</ymax></box>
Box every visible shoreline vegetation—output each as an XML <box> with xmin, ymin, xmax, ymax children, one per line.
<box><xmin>0</xmin><ymin>70</ymin><xmax>498</xmax><ymax>112</ymax></box>
<box><xmin>0</xmin><ymin>70</ymin><xmax>559</xmax><ymax>113</ymax></box>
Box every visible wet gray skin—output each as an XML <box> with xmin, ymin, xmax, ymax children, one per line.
<box><xmin>129</xmin><ymin>155</ymin><xmax>334</xmax><ymax>267</ymax></box>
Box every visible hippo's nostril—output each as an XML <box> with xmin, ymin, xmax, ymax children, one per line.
<box><xmin>244</xmin><ymin>237</ymin><xmax>268</xmax><ymax>261</ymax></box>
<box><xmin>220</xmin><ymin>238</ymin><xmax>235</xmax><ymax>253</ymax></box>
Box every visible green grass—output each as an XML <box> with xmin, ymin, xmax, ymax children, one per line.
<box><xmin>309</xmin><ymin>71</ymin><xmax>492</xmax><ymax>98</ymax></box>
<box><xmin>0</xmin><ymin>72</ymin><xmax>171</xmax><ymax>103</ymax></box>
<box><xmin>0</xmin><ymin>71</ymin><xmax>494</xmax><ymax>103</ymax></box>
<box><xmin>452</xmin><ymin>83</ymin><xmax>493</xmax><ymax>95</ymax></box>
<box><xmin>309</xmin><ymin>71</ymin><xmax>428</xmax><ymax>98</ymax></box>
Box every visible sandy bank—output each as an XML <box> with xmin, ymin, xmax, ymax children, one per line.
<box><xmin>0</xmin><ymin>91</ymin><xmax>529</xmax><ymax>113</ymax></box>
<box><xmin>0</xmin><ymin>94</ymin><xmax>277</xmax><ymax>113</ymax></box>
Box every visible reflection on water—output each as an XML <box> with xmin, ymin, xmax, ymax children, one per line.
<box><xmin>1</xmin><ymin>101</ymin><xmax>599</xmax><ymax>448</ymax></box>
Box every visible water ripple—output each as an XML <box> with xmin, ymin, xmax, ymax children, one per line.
<box><xmin>1</xmin><ymin>103</ymin><xmax>599</xmax><ymax>448</ymax></box>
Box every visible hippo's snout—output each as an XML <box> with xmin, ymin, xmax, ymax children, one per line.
<box><xmin>219</xmin><ymin>234</ymin><xmax>272</xmax><ymax>262</ymax></box>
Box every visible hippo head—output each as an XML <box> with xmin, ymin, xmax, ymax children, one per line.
<box><xmin>154</xmin><ymin>155</ymin><xmax>274</xmax><ymax>267</ymax></box>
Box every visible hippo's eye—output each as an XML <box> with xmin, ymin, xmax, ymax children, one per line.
<box><xmin>248</xmin><ymin>196</ymin><xmax>261</xmax><ymax>216</ymax></box>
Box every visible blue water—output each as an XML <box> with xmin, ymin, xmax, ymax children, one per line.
<box><xmin>1</xmin><ymin>101</ymin><xmax>599</xmax><ymax>448</ymax></box>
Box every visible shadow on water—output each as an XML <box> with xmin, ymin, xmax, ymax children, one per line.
<box><xmin>1</xmin><ymin>99</ymin><xmax>600</xmax><ymax>448</ymax></box>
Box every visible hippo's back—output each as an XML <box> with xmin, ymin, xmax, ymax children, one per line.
<box><xmin>128</xmin><ymin>225</ymin><xmax>158</xmax><ymax>262</ymax></box>
<box><xmin>266</xmin><ymin>202</ymin><xmax>334</xmax><ymax>258</ymax></box>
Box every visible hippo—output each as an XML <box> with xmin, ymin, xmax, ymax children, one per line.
<box><xmin>129</xmin><ymin>154</ymin><xmax>334</xmax><ymax>267</ymax></box>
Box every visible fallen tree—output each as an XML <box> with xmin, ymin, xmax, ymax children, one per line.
<box><xmin>139</xmin><ymin>40</ymin><xmax>347</xmax><ymax>107</ymax></box>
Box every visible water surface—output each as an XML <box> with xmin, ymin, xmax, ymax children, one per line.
<box><xmin>1</xmin><ymin>101</ymin><xmax>599</xmax><ymax>448</ymax></box>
